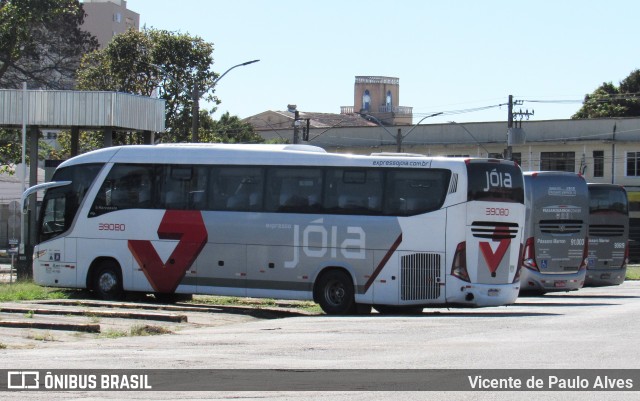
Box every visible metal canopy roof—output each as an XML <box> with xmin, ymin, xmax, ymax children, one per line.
<box><xmin>0</xmin><ymin>89</ymin><xmax>165</xmax><ymax>132</ymax></box>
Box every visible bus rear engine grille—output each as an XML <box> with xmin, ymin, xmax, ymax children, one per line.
<box><xmin>589</xmin><ymin>224</ymin><xmax>626</xmax><ymax>237</ymax></box>
<box><xmin>400</xmin><ymin>253</ymin><xmax>441</xmax><ymax>301</ymax></box>
<box><xmin>470</xmin><ymin>221</ymin><xmax>519</xmax><ymax>240</ymax></box>
<box><xmin>539</xmin><ymin>220</ymin><xmax>583</xmax><ymax>234</ymax></box>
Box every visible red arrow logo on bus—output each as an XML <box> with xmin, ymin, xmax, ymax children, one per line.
<box><xmin>478</xmin><ymin>226</ymin><xmax>510</xmax><ymax>275</ymax></box>
<box><xmin>128</xmin><ymin>210</ymin><xmax>208</xmax><ymax>293</ymax></box>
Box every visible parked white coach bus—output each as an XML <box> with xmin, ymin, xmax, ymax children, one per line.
<box><xmin>23</xmin><ymin>144</ymin><xmax>525</xmax><ymax>315</ymax></box>
<box><xmin>520</xmin><ymin>171</ymin><xmax>589</xmax><ymax>293</ymax></box>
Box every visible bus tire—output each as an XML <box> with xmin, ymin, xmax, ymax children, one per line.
<box><xmin>315</xmin><ymin>270</ymin><xmax>357</xmax><ymax>315</ymax></box>
<box><xmin>93</xmin><ymin>261</ymin><xmax>123</xmax><ymax>301</ymax></box>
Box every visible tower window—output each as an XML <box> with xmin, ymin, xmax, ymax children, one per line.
<box><xmin>362</xmin><ymin>90</ymin><xmax>371</xmax><ymax>111</ymax></box>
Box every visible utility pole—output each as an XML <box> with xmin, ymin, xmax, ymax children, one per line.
<box><xmin>293</xmin><ymin>110</ymin><xmax>300</xmax><ymax>144</ymax></box>
<box><xmin>191</xmin><ymin>84</ymin><xmax>199</xmax><ymax>143</ymax></box>
<box><xmin>506</xmin><ymin>95</ymin><xmax>514</xmax><ymax>160</ymax></box>
<box><xmin>612</xmin><ymin>123</ymin><xmax>617</xmax><ymax>184</ymax></box>
<box><xmin>506</xmin><ymin>95</ymin><xmax>531</xmax><ymax>160</ymax></box>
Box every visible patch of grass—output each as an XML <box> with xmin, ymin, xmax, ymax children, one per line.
<box><xmin>299</xmin><ymin>303</ymin><xmax>322</xmax><ymax>314</ymax></box>
<box><xmin>626</xmin><ymin>265</ymin><xmax>640</xmax><ymax>280</ymax></box>
<box><xmin>129</xmin><ymin>324</ymin><xmax>173</xmax><ymax>336</ymax></box>
<box><xmin>87</xmin><ymin>315</ymin><xmax>101</xmax><ymax>324</ymax></box>
<box><xmin>100</xmin><ymin>325</ymin><xmax>173</xmax><ymax>339</ymax></box>
<box><xmin>28</xmin><ymin>331</ymin><xmax>55</xmax><ymax>342</ymax></box>
<box><xmin>100</xmin><ymin>329</ymin><xmax>128</xmax><ymax>339</ymax></box>
<box><xmin>24</xmin><ymin>310</ymin><xmax>34</xmax><ymax>319</ymax></box>
<box><xmin>0</xmin><ymin>282</ymin><xmax>69</xmax><ymax>302</ymax></box>
<box><xmin>0</xmin><ymin>342</ymin><xmax>7</xmax><ymax>349</ymax></box>
<box><xmin>190</xmin><ymin>295</ymin><xmax>321</xmax><ymax>313</ymax></box>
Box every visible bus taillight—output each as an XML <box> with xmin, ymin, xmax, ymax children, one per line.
<box><xmin>579</xmin><ymin>237</ymin><xmax>589</xmax><ymax>271</ymax></box>
<box><xmin>522</xmin><ymin>237</ymin><xmax>538</xmax><ymax>271</ymax></box>
<box><xmin>513</xmin><ymin>243</ymin><xmax>524</xmax><ymax>283</ymax></box>
<box><xmin>622</xmin><ymin>240</ymin><xmax>629</xmax><ymax>269</ymax></box>
<box><xmin>451</xmin><ymin>241</ymin><xmax>470</xmax><ymax>282</ymax></box>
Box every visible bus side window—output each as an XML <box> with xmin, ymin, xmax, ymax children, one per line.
<box><xmin>324</xmin><ymin>169</ymin><xmax>383</xmax><ymax>214</ymax></box>
<box><xmin>266</xmin><ymin>168</ymin><xmax>322</xmax><ymax>213</ymax></box>
<box><xmin>89</xmin><ymin>164</ymin><xmax>155</xmax><ymax>217</ymax></box>
<box><xmin>384</xmin><ymin>170</ymin><xmax>449</xmax><ymax>216</ymax></box>
<box><xmin>212</xmin><ymin>167</ymin><xmax>264</xmax><ymax>212</ymax></box>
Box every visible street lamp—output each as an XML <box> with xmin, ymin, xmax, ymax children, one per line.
<box><xmin>362</xmin><ymin>112</ymin><xmax>443</xmax><ymax>152</ymax></box>
<box><xmin>192</xmin><ymin>59</ymin><xmax>259</xmax><ymax>143</ymax></box>
<box><xmin>151</xmin><ymin>59</ymin><xmax>260</xmax><ymax>143</ymax></box>
<box><xmin>396</xmin><ymin>112</ymin><xmax>443</xmax><ymax>152</ymax></box>
<box><xmin>448</xmin><ymin>121</ymin><xmax>492</xmax><ymax>156</ymax></box>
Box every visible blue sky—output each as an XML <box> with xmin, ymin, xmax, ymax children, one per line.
<box><xmin>127</xmin><ymin>0</ymin><xmax>639</xmax><ymax>124</ymax></box>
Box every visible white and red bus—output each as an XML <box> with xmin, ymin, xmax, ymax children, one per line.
<box><xmin>24</xmin><ymin>144</ymin><xmax>525</xmax><ymax>314</ymax></box>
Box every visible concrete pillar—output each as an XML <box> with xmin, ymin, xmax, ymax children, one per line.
<box><xmin>71</xmin><ymin>126</ymin><xmax>80</xmax><ymax>156</ymax></box>
<box><xmin>143</xmin><ymin>130</ymin><xmax>153</xmax><ymax>145</ymax></box>
<box><xmin>18</xmin><ymin>126</ymin><xmax>40</xmax><ymax>279</ymax></box>
<box><xmin>103</xmin><ymin>126</ymin><xmax>113</xmax><ymax>148</ymax></box>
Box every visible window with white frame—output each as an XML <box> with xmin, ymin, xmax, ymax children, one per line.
<box><xmin>626</xmin><ymin>152</ymin><xmax>640</xmax><ymax>176</ymax></box>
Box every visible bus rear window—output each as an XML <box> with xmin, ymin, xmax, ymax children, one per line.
<box><xmin>466</xmin><ymin>161</ymin><xmax>524</xmax><ymax>203</ymax></box>
<box><xmin>589</xmin><ymin>187</ymin><xmax>628</xmax><ymax>215</ymax></box>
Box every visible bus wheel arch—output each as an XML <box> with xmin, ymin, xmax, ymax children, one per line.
<box><xmin>88</xmin><ymin>258</ymin><xmax>124</xmax><ymax>301</ymax></box>
<box><xmin>313</xmin><ymin>267</ymin><xmax>360</xmax><ymax>315</ymax></box>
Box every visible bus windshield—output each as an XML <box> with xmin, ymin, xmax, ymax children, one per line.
<box><xmin>39</xmin><ymin>163</ymin><xmax>103</xmax><ymax>242</ymax></box>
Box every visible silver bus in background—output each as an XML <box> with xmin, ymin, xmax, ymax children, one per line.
<box><xmin>520</xmin><ymin>171</ymin><xmax>589</xmax><ymax>294</ymax></box>
<box><xmin>585</xmin><ymin>183</ymin><xmax>629</xmax><ymax>287</ymax></box>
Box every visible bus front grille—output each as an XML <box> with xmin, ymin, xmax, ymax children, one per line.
<box><xmin>589</xmin><ymin>224</ymin><xmax>626</xmax><ymax>237</ymax></box>
<box><xmin>539</xmin><ymin>219</ymin><xmax>583</xmax><ymax>234</ymax></box>
<box><xmin>471</xmin><ymin>221</ymin><xmax>519</xmax><ymax>239</ymax></box>
<box><xmin>400</xmin><ymin>253</ymin><xmax>441</xmax><ymax>301</ymax></box>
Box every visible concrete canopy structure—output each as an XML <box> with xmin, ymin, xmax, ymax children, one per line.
<box><xmin>0</xmin><ymin>89</ymin><xmax>164</xmax><ymax>132</ymax></box>
<box><xmin>0</xmin><ymin>89</ymin><xmax>165</xmax><ymax>185</ymax></box>
<box><xmin>0</xmin><ymin>88</ymin><xmax>165</xmax><ymax>270</ymax></box>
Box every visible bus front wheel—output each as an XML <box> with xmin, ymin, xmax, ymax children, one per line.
<box><xmin>93</xmin><ymin>261</ymin><xmax>123</xmax><ymax>301</ymax></box>
<box><xmin>315</xmin><ymin>270</ymin><xmax>357</xmax><ymax>315</ymax></box>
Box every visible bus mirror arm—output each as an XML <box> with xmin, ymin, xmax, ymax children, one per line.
<box><xmin>21</xmin><ymin>181</ymin><xmax>72</xmax><ymax>213</ymax></box>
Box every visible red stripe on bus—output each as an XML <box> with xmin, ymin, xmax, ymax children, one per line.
<box><xmin>129</xmin><ymin>210</ymin><xmax>208</xmax><ymax>293</ymax></box>
<box><xmin>363</xmin><ymin>234</ymin><xmax>403</xmax><ymax>293</ymax></box>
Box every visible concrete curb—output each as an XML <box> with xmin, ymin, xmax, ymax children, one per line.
<box><xmin>0</xmin><ymin>307</ymin><xmax>188</xmax><ymax>323</ymax></box>
<box><xmin>0</xmin><ymin>321</ymin><xmax>100</xmax><ymax>333</ymax></box>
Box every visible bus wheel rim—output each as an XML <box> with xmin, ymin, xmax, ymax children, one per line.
<box><xmin>99</xmin><ymin>272</ymin><xmax>117</xmax><ymax>293</ymax></box>
<box><xmin>325</xmin><ymin>280</ymin><xmax>345</xmax><ymax>306</ymax></box>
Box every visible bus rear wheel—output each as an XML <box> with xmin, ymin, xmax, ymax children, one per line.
<box><xmin>93</xmin><ymin>261</ymin><xmax>123</xmax><ymax>301</ymax></box>
<box><xmin>316</xmin><ymin>270</ymin><xmax>357</xmax><ymax>315</ymax></box>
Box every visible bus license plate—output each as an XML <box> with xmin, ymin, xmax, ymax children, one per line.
<box><xmin>554</xmin><ymin>280</ymin><xmax>566</xmax><ymax>288</ymax></box>
<box><xmin>487</xmin><ymin>289</ymin><xmax>500</xmax><ymax>297</ymax></box>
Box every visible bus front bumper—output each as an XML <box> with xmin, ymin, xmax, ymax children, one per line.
<box><xmin>585</xmin><ymin>267</ymin><xmax>626</xmax><ymax>287</ymax></box>
<box><xmin>446</xmin><ymin>277</ymin><xmax>520</xmax><ymax>307</ymax></box>
<box><xmin>519</xmin><ymin>268</ymin><xmax>585</xmax><ymax>293</ymax></box>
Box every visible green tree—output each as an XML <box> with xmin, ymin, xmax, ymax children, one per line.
<box><xmin>199</xmin><ymin>112</ymin><xmax>264</xmax><ymax>144</ymax></box>
<box><xmin>0</xmin><ymin>0</ymin><xmax>98</xmax><ymax>89</ymax></box>
<box><xmin>573</xmin><ymin>69</ymin><xmax>640</xmax><ymax>118</ymax></box>
<box><xmin>0</xmin><ymin>128</ymin><xmax>55</xmax><ymax>174</ymax></box>
<box><xmin>76</xmin><ymin>28</ymin><xmax>219</xmax><ymax>144</ymax></box>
